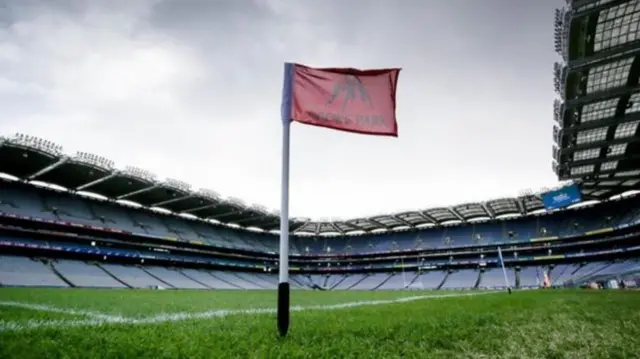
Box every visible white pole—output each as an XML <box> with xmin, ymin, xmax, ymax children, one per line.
<box><xmin>497</xmin><ymin>247</ymin><xmax>512</xmax><ymax>294</ymax></box>
<box><xmin>277</xmin><ymin>118</ymin><xmax>291</xmax><ymax>336</ymax></box>
<box><xmin>401</xmin><ymin>257</ymin><xmax>406</xmax><ymax>289</ymax></box>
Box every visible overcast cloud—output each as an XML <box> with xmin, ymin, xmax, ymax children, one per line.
<box><xmin>0</xmin><ymin>0</ymin><xmax>561</xmax><ymax>219</ymax></box>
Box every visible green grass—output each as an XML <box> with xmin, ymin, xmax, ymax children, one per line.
<box><xmin>1</xmin><ymin>288</ymin><xmax>639</xmax><ymax>359</ymax></box>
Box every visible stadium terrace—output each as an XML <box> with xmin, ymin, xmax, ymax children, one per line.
<box><xmin>1</xmin><ymin>174</ymin><xmax>640</xmax><ymax>288</ymax></box>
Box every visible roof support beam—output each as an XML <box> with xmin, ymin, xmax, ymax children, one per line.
<box><xmin>419</xmin><ymin>211</ymin><xmax>439</xmax><ymax>223</ymax></box>
<box><xmin>76</xmin><ymin>173</ymin><xmax>117</xmax><ymax>191</ymax></box>
<box><xmin>117</xmin><ymin>184</ymin><xmax>159</xmax><ymax>200</ymax></box>
<box><xmin>342</xmin><ymin>222</ymin><xmax>365</xmax><ymax>233</ymax></box>
<box><xmin>28</xmin><ymin>157</ymin><xmax>69</xmax><ymax>180</ymax></box>
<box><xmin>515</xmin><ymin>198</ymin><xmax>527</xmax><ymax>215</ymax></box>
<box><xmin>411</xmin><ymin>211</ymin><xmax>436</xmax><ymax>225</ymax></box>
<box><xmin>480</xmin><ymin>203</ymin><xmax>495</xmax><ymax>218</ymax></box>
<box><xmin>234</xmin><ymin>213</ymin><xmax>275</xmax><ymax>226</ymax></box>
<box><xmin>183</xmin><ymin>203</ymin><xmax>217</xmax><ymax>214</ymax></box>
<box><xmin>152</xmin><ymin>195</ymin><xmax>193</xmax><ymax>207</ymax></box>
<box><xmin>328</xmin><ymin>222</ymin><xmax>345</xmax><ymax>235</ymax></box>
<box><xmin>208</xmin><ymin>210</ymin><xmax>242</xmax><ymax>220</ymax></box>
<box><xmin>390</xmin><ymin>215</ymin><xmax>413</xmax><ymax>227</ymax></box>
<box><xmin>448</xmin><ymin>208</ymin><xmax>465</xmax><ymax>221</ymax></box>
<box><xmin>292</xmin><ymin>221</ymin><xmax>314</xmax><ymax>234</ymax></box>
<box><xmin>366</xmin><ymin>218</ymin><xmax>390</xmax><ymax>230</ymax></box>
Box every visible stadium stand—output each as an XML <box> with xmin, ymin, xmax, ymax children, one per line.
<box><xmin>99</xmin><ymin>264</ymin><xmax>171</xmax><ymax>289</ymax></box>
<box><xmin>142</xmin><ymin>267</ymin><xmax>207</xmax><ymax>289</ymax></box>
<box><xmin>518</xmin><ymin>267</ymin><xmax>543</xmax><ymax>288</ymax></box>
<box><xmin>440</xmin><ymin>270</ymin><xmax>480</xmax><ymax>290</ymax></box>
<box><xmin>209</xmin><ymin>271</ymin><xmax>264</xmax><ymax>290</ymax></box>
<box><xmin>4</xmin><ymin>3</ymin><xmax>640</xmax><ymax>291</ymax></box>
<box><xmin>552</xmin><ymin>1</ymin><xmax>640</xmax><ymax>201</ymax></box>
<box><xmin>374</xmin><ymin>273</ymin><xmax>403</xmax><ymax>290</ymax></box>
<box><xmin>2</xmin><ymin>180</ymin><xmax>640</xmax><ymax>256</ymax></box>
<box><xmin>233</xmin><ymin>272</ymin><xmax>273</xmax><ymax>289</ymax></box>
<box><xmin>550</xmin><ymin>264</ymin><xmax>580</xmax><ymax>286</ymax></box>
<box><xmin>1</xmin><ymin>184</ymin><xmax>640</xmax><ymax>290</ymax></box>
<box><xmin>414</xmin><ymin>271</ymin><xmax>448</xmax><ymax>290</ymax></box>
<box><xmin>2</xmin><ymin>1</ymin><xmax>640</xmax><ymax>298</ymax></box>
<box><xmin>575</xmin><ymin>259</ymin><xmax>640</xmax><ymax>286</ymax></box>
<box><xmin>332</xmin><ymin>274</ymin><xmax>367</xmax><ymax>290</ymax></box>
<box><xmin>52</xmin><ymin>259</ymin><xmax>126</xmax><ymax>288</ymax></box>
<box><xmin>179</xmin><ymin>269</ymin><xmax>240</xmax><ymax>289</ymax></box>
<box><xmin>0</xmin><ymin>255</ymin><xmax>68</xmax><ymax>287</ymax></box>
<box><xmin>478</xmin><ymin>269</ymin><xmax>511</xmax><ymax>290</ymax></box>
<box><xmin>349</xmin><ymin>273</ymin><xmax>392</xmax><ymax>290</ymax></box>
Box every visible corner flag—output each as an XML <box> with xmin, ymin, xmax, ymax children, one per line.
<box><xmin>277</xmin><ymin>63</ymin><xmax>401</xmax><ymax>337</ymax></box>
<box><xmin>281</xmin><ymin>63</ymin><xmax>401</xmax><ymax>136</ymax></box>
<box><xmin>497</xmin><ymin>247</ymin><xmax>512</xmax><ymax>294</ymax></box>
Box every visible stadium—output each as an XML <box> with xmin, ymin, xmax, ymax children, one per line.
<box><xmin>2</xmin><ymin>1</ymin><xmax>640</xmax><ymax>358</ymax></box>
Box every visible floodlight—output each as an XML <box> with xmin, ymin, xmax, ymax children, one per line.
<box><xmin>553</xmin><ymin>8</ymin><xmax>570</xmax><ymax>59</ymax></box>
<box><xmin>553</xmin><ymin>125</ymin><xmax>561</xmax><ymax>145</ymax></box>
<box><xmin>553</xmin><ymin>99</ymin><xmax>563</xmax><ymax>124</ymax></box>
<box><xmin>124</xmin><ymin>166</ymin><xmax>157</xmax><ymax>182</ymax></box>
<box><xmin>553</xmin><ymin>62</ymin><xmax>567</xmax><ymax>98</ymax></box>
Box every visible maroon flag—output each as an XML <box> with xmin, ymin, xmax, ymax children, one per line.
<box><xmin>281</xmin><ymin>63</ymin><xmax>401</xmax><ymax>137</ymax></box>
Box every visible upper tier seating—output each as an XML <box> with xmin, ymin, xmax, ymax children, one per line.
<box><xmin>1</xmin><ymin>181</ymin><xmax>640</xmax><ymax>255</ymax></box>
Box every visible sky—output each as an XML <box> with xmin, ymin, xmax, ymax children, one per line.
<box><xmin>0</xmin><ymin>0</ymin><xmax>563</xmax><ymax>220</ymax></box>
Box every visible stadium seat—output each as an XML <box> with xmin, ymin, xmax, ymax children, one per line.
<box><xmin>0</xmin><ymin>256</ymin><xmax>68</xmax><ymax>287</ymax></box>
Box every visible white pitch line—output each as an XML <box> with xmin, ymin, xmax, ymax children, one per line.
<box><xmin>0</xmin><ymin>291</ymin><xmax>499</xmax><ymax>333</ymax></box>
<box><xmin>137</xmin><ymin>291</ymin><xmax>499</xmax><ymax>324</ymax></box>
<box><xmin>0</xmin><ymin>301</ymin><xmax>125</xmax><ymax>321</ymax></box>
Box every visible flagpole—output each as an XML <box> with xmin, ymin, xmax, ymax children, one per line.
<box><xmin>275</xmin><ymin>62</ymin><xmax>400</xmax><ymax>336</ymax></box>
<box><xmin>277</xmin><ymin>117</ymin><xmax>291</xmax><ymax>337</ymax></box>
<box><xmin>497</xmin><ymin>247</ymin><xmax>512</xmax><ymax>294</ymax></box>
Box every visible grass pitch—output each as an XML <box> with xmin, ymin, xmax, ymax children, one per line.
<box><xmin>0</xmin><ymin>288</ymin><xmax>639</xmax><ymax>359</ymax></box>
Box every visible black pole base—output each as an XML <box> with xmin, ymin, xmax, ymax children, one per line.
<box><xmin>277</xmin><ymin>282</ymin><xmax>290</xmax><ymax>337</ymax></box>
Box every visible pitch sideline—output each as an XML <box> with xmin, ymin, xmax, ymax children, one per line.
<box><xmin>0</xmin><ymin>291</ymin><xmax>500</xmax><ymax>333</ymax></box>
<box><xmin>0</xmin><ymin>301</ymin><xmax>125</xmax><ymax>321</ymax></box>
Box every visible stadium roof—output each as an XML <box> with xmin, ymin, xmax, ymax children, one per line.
<box><xmin>553</xmin><ymin>0</ymin><xmax>640</xmax><ymax>198</ymax></box>
<box><xmin>0</xmin><ymin>133</ymin><xmax>619</xmax><ymax>236</ymax></box>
